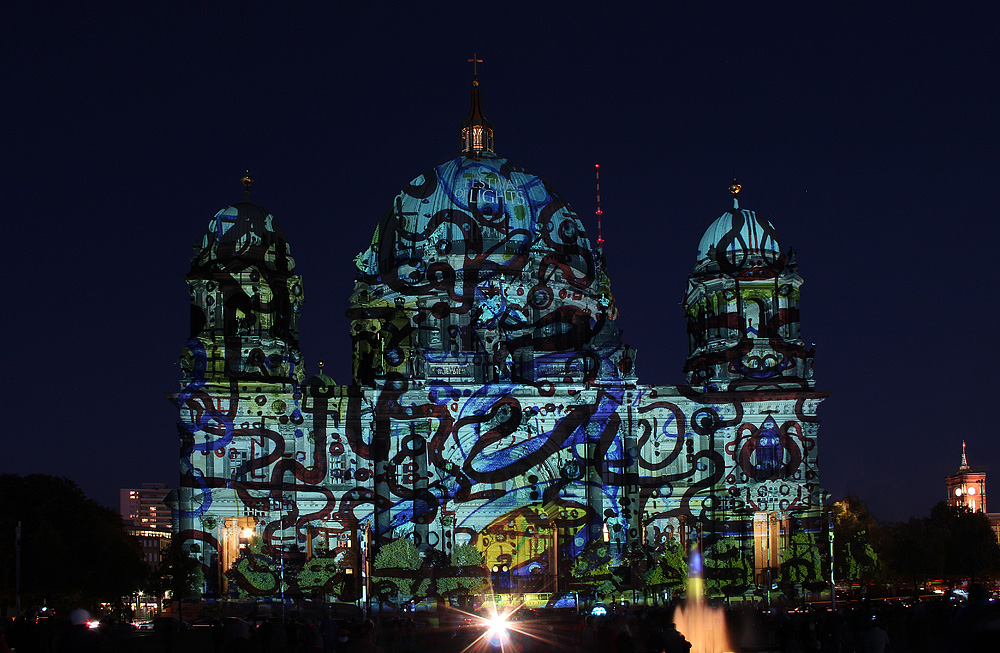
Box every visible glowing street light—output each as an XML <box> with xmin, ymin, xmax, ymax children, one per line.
<box><xmin>239</xmin><ymin>526</ymin><xmax>254</xmax><ymax>550</ymax></box>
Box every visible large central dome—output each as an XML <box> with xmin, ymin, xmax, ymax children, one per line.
<box><xmin>355</xmin><ymin>154</ymin><xmax>597</xmax><ymax>300</ymax></box>
<box><xmin>348</xmin><ymin>153</ymin><xmax>624</xmax><ymax>386</ymax></box>
<box><xmin>346</xmin><ymin>74</ymin><xmax>630</xmax><ymax>389</ymax></box>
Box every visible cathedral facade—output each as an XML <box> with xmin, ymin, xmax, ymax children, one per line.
<box><xmin>171</xmin><ymin>80</ymin><xmax>827</xmax><ymax>602</ymax></box>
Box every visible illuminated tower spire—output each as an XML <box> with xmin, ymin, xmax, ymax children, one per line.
<box><xmin>461</xmin><ymin>53</ymin><xmax>494</xmax><ymax>155</ymax></box>
<box><xmin>595</xmin><ymin>164</ymin><xmax>604</xmax><ymax>253</ymax></box>
<box><xmin>960</xmin><ymin>440</ymin><xmax>970</xmax><ymax>470</ymax></box>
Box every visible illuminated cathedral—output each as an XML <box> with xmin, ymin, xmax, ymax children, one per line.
<box><xmin>171</xmin><ymin>72</ymin><xmax>827</xmax><ymax>603</ymax></box>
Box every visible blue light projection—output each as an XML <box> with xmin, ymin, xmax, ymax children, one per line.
<box><xmin>171</xmin><ymin>157</ymin><xmax>826</xmax><ymax>602</ymax></box>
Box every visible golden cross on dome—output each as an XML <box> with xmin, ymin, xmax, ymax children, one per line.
<box><xmin>468</xmin><ymin>53</ymin><xmax>483</xmax><ymax>84</ymax></box>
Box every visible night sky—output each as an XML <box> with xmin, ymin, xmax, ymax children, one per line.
<box><xmin>5</xmin><ymin>3</ymin><xmax>996</xmax><ymax>524</ymax></box>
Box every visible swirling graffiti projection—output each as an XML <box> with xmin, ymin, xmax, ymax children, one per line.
<box><xmin>172</xmin><ymin>158</ymin><xmax>826</xmax><ymax>602</ymax></box>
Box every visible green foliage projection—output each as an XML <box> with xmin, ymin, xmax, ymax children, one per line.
<box><xmin>780</xmin><ymin>531</ymin><xmax>823</xmax><ymax>594</ymax></box>
<box><xmin>569</xmin><ymin>543</ymin><xmax>623</xmax><ymax>597</ymax></box>
<box><xmin>372</xmin><ymin>537</ymin><xmax>423</xmax><ymax>600</ymax></box>
<box><xmin>226</xmin><ymin>538</ymin><xmax>284</xmax><ymax>599</ymax></box>
<box><xmin>704</xmin><ymin>537</ymin><xmax>752</xmax><ymax>597</ymax></box>
<box><xmin>645</xmin><ymin>538</ymin><xmax>687</xmax><ymax>599</ymax></box>
<box><xmin>296</xmin><ymin>550</ymin><xmax>352</xmax><ymax>600</ymax></box>
<box><xmin>436</xmin><ymin>544</ymin><xmax>487</xmax><ymax>596</ymax></box>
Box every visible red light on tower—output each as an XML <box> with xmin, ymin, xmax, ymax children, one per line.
<box><xmin>595</xmin><ymin>164</ymin><xmax>604</xmax><ymax>253</ymax></box>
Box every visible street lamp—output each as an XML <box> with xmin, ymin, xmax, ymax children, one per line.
<box><xmin>828</xmin><ymin>508</ymin><xmax>836</xmax><ymax>609</ymax></box>
<box><xmin>239</xmin><ymin>527</ymin><xmax>254</xmax><ymax>550</ymax></box>
<box><xmin>344</xmin><ymin>566</ymin><xmax>356</xmax><ymax>602</ymax></box>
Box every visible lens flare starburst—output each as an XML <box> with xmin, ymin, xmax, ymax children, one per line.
<box><xmin>449</xmin><ymin>593</ymin><xmax>567</xmax><ymax>652</ymax></box>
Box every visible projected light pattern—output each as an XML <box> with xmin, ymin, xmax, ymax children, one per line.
<box><xmin>172</xmin><ymin>157</ymin><xmax>825</xmax><ymax>601</ymax></box>
<box><xmin>683</xmin><ymin>199</ymin><xmax>814</xmax><ymax>392</ymax></box>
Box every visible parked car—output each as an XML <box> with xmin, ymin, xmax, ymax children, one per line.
<box><xmin>151</xmin><ymin>616</ymin><xmax>188</xmax><ymax>633</ymax></box>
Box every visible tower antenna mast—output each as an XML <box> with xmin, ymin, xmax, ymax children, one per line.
<box><xmin>595</xmin><ymin>164</ymin><xmax>604</xmax><ymax>254</ymax></box>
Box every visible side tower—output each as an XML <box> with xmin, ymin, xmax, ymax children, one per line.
<box><xmin>676</xmin><ymin>184</ymin><xmax>826</xmax><ymax>592</ymax></box>
<box><xmin>172</xmin><ymin>188</ymin><xmax>380</xmax><ymax>602</ymax></box>
<box><xmin>182</xmin><ymin>199</ymin><xmax>304</xmax><ymax>384</ymax></box>
<box><xmin>683</xmin><ymin>184</ymin><xmax>812</xmax><ymax>392</ymax></box>
<box><xmin>172</xmin><ymin>192</ymin><xmax>314</xmax><ymax>597</ymax></box>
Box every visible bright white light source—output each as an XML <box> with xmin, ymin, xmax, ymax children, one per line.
<box><xmin>485</xmin><ymin>613</ymin><xmax>509</xmax><ymax>648</ymax></box>
<box><xmin>486</xmin><ymin>614</ymin><xmax>508</xmax><ymax>636</ymax></box>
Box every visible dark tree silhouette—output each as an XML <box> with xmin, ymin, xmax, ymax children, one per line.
<box><xmin>0</xmin><ymin>473</ymin><xmax>147</xmax><ymax>613</ymax></box>
<box><xmin>883</xmin><ymin>502</ymin><xmax>1000</xmax><ymax>591</ymax></box>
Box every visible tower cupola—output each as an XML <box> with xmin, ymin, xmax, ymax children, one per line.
<box><xmin>682</xmin><ymin>185</ymin><xmax>813</xmax><ymax>392</ymax></box>
<box><xmin>181</xmin><ymin>176</ymin><xmax>305</xmax><ymax>385</ymax></box>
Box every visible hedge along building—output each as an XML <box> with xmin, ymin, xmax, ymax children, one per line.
<box><xmin>171</xmin><ymin>72</ymin><xmax>827</xmax><ymax>601</ymax></box>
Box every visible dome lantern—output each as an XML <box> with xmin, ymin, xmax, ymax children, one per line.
<box><xmin>461</xmin><ymin>53</ymin><xmax>494</xmax><ymax>156</ymax></box>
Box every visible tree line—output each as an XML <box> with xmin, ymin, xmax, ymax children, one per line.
<box><xmin>832</xmin><ymin>496</ymin><xmax>1000</xmax><ymax>594</ymax></box>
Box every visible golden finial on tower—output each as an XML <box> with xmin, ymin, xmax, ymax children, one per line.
<box><xmin>242</xmin><ymin>170</ymin><xmax>254</xmax><ymax>200</ymax></box>
<box><xmin>729</xmin><ymin>179</ymin><xmax>741</xmax><ymax>209</ymax></box>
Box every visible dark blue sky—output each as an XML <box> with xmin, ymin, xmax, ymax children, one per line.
<box><xmin>4</xmin><ymin>2</ymin><xmax>996</xmax><ymax>523</ymax></box>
